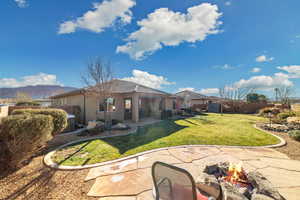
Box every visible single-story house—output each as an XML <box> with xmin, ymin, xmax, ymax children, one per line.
<box><xmin>50</xmin><ymin>79</ymin><xmax>182</xmax><ymax>123</ymax></box>
<box><xmin>175</xmin><ymin>90</ymin><xmax>210</xmax><ymax>108</ymax></box>
<box><xmin>175</xmin><ymin>90</ymin><xmax>222</xmax><ymax>111</ymax></box>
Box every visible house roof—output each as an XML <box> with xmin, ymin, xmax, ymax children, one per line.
<box><xmin>50</xmin><ymin>79</ymin><xmax>171</xmax><ymax>99</ymax></box>
<box><xmin>175</xmin><ymin>90</ymin><xmax>208</xmax><ymax>100</ymax></box>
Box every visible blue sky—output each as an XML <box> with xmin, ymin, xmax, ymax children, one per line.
<box><xmin>1</xmin><ymin>0</ymin><xmax>300</xmax><ymax>97</ymax></box>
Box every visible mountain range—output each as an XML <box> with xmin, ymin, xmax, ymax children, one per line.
<box><xmin>0</xmin><ymin>85</ymin><xmax>77</xmax><ymax>99</ymax></box>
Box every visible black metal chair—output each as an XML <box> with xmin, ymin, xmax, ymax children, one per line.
<box><xmin>152</xmin><ymin>161</ymin><xmax>199</xmax><ymax>200</ymax></box>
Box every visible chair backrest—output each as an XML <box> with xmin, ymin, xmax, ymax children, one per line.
<box><xmin>152</xmin><ymin>161</ymin><xmax>197</xmax><ymax>200</ymax></box>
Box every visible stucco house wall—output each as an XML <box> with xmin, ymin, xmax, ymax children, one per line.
<box><xmin>52</xmin><ymin>94</ymin><xmax>85</xmax><ymax>122</ymax></box>
<box><xmin>50</xmin><ymin>80</ymin><xmax>183</xmax><ymax>123</ymax></box>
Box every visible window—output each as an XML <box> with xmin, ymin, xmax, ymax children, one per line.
<box><xmin>99</xmin><ymin>98</ymin><xmax>116</xmax><ymax>112</ymax></box>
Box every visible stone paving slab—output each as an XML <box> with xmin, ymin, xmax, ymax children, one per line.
<box><xmin>219</xmin><ymin>147</ymin><xmax>259</xmax><ymax>161</ymax></box>
<box><xmin>169</xmin><ymin>147</ymin><xmax>220</xmax><ymax>163</ymax></box>
<box><xmin>87</xmin><ymin>146</ymin><xmax>300</xmax><ymax>200</ymax></box>
<box><xmin>137</xmin><ymin>190</ymin><xmax>153</xmax><ymax>200</ymax></box>
<box><xmin>88</xmin><ymin>168</ymin><xmax>152</xmax><ymax>197</ymax></box>
<box><xmin>245</xmin><ymin>157</ymin><xmax>300</xmax><ymax>171</ymax></box>
<box><xmin>244</xmin><ymin>148</ymin><xmax>290</xmax><ymax>159</ymax></box>
<box><xmin>98</xmin><ymin>197</ymin><xmax>136</xmax><ymax>200</ymax></box>
<box><xmin>137</xmin><ymin>150</ymin><xmax>182</xmax><ymax>168</ymax></box>
<box><xmin>85</xmin><ymin>158</ymin><xmax>138</xmax><ymax>181</ymax></box>
<box><xmin>278</xmin><ymin>187</ymin><xmax>300</xmax><ymax>200</ymax></box>
<box><xmin>257</xmin><ymin>167</ymin><xmax>300</xmax><ymax>188</ymax></box>
<box><xmin>174</xmin><ymin>163</ymin><xmax>203</xmax><ymax>179</ymax></box>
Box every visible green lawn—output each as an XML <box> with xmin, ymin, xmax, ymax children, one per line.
<box><xmin>52</xmin><ymin>113</ymin><xmax>280</xmax><ymax>166</ymax></box>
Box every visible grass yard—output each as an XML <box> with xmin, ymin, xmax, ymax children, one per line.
<box><xmin>52</xmin><ymin>113</ymin><xmax>280</xmax><ymax>166</ymax></box>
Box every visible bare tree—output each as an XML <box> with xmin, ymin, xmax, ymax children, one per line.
<box><xmin>219</xmin><ymin>85</ymin><xmax>254</xmax><ymax>101</ymax></box>
<box><xmin>82</xmin><ymin>57</ymin><xmax>114</xmax><ymax>128</ymax></box>
<box><xmin>276</xmin><ymin>86</ymin><xmax>293</xmax><ymax>107</ymax></box>
<box><xmin>219</xmin><ymin>85</ymin><xmax>254</xmax><ymax>113</ymax></box>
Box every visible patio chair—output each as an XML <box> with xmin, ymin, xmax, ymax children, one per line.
<box><xmin>152</xmin><ymin>161</ymin><xmax>212</xmax><ymax>200</ymax></box>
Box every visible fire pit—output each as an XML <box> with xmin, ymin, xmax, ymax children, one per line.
<box><xmin>196</xmin><ymin>162</ymin><xmax>285</xmax><ymax>200</ymax></box>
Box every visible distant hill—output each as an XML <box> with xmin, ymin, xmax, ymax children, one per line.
<box><xmin>0</xmin><ymin>85</ymin><xmax>77</xmax><ymax>99</ymax></box>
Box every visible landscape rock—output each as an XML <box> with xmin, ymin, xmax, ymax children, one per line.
<box><xmin>251</xmin><ymin>192</ymin><xmax>275</xmax><ymax>200</ymax></box>
<box><xmin>247</xmin><ymin>171</ymin><xmax>284</xmax><ymax>200</ymax></box>
<box><xmin>220</xmin><ymin>182</ymin><xmax>248</xmax><ymax>200</ymax></box>
<box><xmin>196</xmin><ymin>174</ymin><xmax>221</xmax><ymax>199</ymax></box>
<box><xmin>111</xmin><ymin>123</ymin><xmax>130</xmax><ymax>130</ymax></box>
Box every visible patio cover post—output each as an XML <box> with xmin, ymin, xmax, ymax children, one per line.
<box><xmin>132</xmin><ymin>92</ymin><xmax>139</xmax><ymax>122</ymax></box>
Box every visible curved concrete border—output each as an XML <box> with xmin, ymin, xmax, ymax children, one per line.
<box><xmin>253</xmin><ymin>124</ymin><xmax>286</xmax><ymax>148</ymax></box>
<box><xmin>44</xmin><ymin>124</ymin><xmax>286</xmax><ymax>170</ymax></box>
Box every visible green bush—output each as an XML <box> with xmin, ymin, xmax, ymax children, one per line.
<box><xmin>12</xmin><ymin>108</ymin><xmax>68</xmax><ymax>135</ymax></box>
<box><xmin>289</xmin><ymin>130</ymin><xmax>300</xmax><ymax>141</ymax></box>
<box><xmin>277</xmin><ymin>111</ymin><xmax>296</xmax><ymax>120</ymax></box>
<box><xmin>15</xmin><ymin>101</ymin><xmax>41</xmax><ymax>106</ymax></box>
<box><xmin>0</xmin><ymin>114</ymin><xmax>54</xmax><ymax>168</ymax></box>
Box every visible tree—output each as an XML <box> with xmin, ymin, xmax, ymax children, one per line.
<box><xmin>219</xmin><ymin>85</ymin><xmax>254</xmax><ymax>113</ymax></box>
<box><xmin>276</xmin><ymin>86</ymin><xmax>293</xmax><ymax>106</ymax></box>
<box><xmin>219</xmin><ymin>85</ymin><xmax>254</xmax><ymax>101</ymax></box>
<box><xmin>82</xmin><ymin>57</ymin><xmax>114</xmax><ymax>128</ymax></box>
<box><xmin>246</xmin><ymin>93</ymin><xmax>267</xmax><ymax>103</ymax></box>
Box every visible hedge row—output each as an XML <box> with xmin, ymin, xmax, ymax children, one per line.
<box><xmin>12</xmin><ymin>109</ymin><xmax>68</xmax><ymax>135</ymax></box>
<box><xmin>15</xmin><ymin>101</ymin><xmax>41</xmax><ymax>106</ymax></box>
<box><xmin>0</xmin><ymin>114</ymin><xmax>54</xmax><ymax>169</ymax></box>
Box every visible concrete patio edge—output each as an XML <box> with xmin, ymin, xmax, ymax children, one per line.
<box><xmin>44</xmin><ymin>124</ymin><xmax>286</xmax><ymax>170</ymax></box>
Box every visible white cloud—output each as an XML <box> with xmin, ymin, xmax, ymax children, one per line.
<box><xmin>277</xmin><ymin>65</ymin><xmax>300</xmax><ymax>78</ymax></box>
<box><xmin>225</xmin><ymin>1</ymin><xmax>231</xmax><ymax>6</ymax></box>
<box><xmin>255</xmin><ymin>55</ymin><xmax>274</xmax><ymax>63</ymax></box>
<box><xmin>122</xmin><ymin>70</ymin><xmax>175</xmax><ymax>89</ymax></box>
<box><xmin>200</xmin><ymin>88</ymin><xmax>219</xmax><ymax>95</ymax></box>
<box><xmin>214</xmin><ymin>64</ymin><xmax>235</xmax><ymax>70</ymax></box>
<box><xmin>117</xmin><ymin>3</ymin><xmax>222</xmax><ymax>60</ymax></box>
<box><xmin>177</xmin><ymin>87</ymin><xmax>195</xmax><ymax>92</ymax></box>
<box><xmin>14</xmin><ymin>0</ymin><xmax>27</xmax><ymax>8</ymax></box>
<box><xmin>233</xmin><ymin>73</ymin><xmax>293</xmax><ymax>90</ymax></box>
<box><xmin>58</xmin><ymin>0</ymin><xmax>136</xmax><ymax>34</ymax></box>
<box><xmin>251</xmin><ymin>67</ymin><xmax>261</xmax><ymax>73</ymax></box>
<box><xmin>0</xmin><ymin>73</ymin><xmax>61</xmax><ymax>88</ymax></box>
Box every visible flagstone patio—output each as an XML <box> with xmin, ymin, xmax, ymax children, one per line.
<box><xmin>85</xmin><ymin>146</ymin><xmax>300</xmax><ymax>200</ymax></box>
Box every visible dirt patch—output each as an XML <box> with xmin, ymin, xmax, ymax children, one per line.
<box><xmin>0</xmin><ymin>155</ymin><xmax>96</xmax><ymax>200</ymax></box>
<box><xmin>271</xmin><ymin>131</ymin><xmax>300</xmax><ymax>161</ymax></box>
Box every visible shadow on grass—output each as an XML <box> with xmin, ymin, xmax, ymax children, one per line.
<box><xmin>39</xmin><ymin>119</ymin><xmax>188</xmax><ymax>167</ymax></box>
<box><xmin>102</xmin><ymin>119</ymin><xmax>188</xmax><ymax>154</ymax></box>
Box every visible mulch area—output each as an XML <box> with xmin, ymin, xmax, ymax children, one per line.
<box><xmin>271</xmin><ymin>131</ymin><xmax>300</xmax><ymax>161</ymax></box>
<box><xmin>0</xmin><ymin>154</ymin><xmax>97</xmax><ymax>200</ymax></box>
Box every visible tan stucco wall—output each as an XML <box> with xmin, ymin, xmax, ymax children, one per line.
<box><xmin>191</xmin><ymin>99</ymin><xmax>208</xmax><ymax>105</ymax></box>
<box><xmin>52</xmin><ymin>94</ymin><xmax>85</xmax><ymax>121</ymax></box>
<box><xmin>52</xmin><ymin>92</ymin><xmax>179</xmax><ymax>123</ymax></box>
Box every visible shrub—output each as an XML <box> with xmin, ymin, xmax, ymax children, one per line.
<box><xmin>258</xmin><ymin>107</ymin><xmax>280</xmax><ymax>116</ymax></box>
<box><xmin>277</xmin><ymin>111</ymin><xmax>296</xmax><ymax>120</ymax></box>
<box><xmin>15</xmin><ymin>101</ymin><xmax>40</xmax><ymax>106</ymax></box>
<box><xmin>0</xmin><ymin>114</ymin><xmax>54</xmax><ymax>169</ymax></box>
<box><xmin>289</xmin><ymin>130</ymin><xmax>300</xmax><ymax>141</ymax></box>
<box><xmin>12</xmin><ymin>108</ymin><xmax>68</xmax><ymax>135</ymax></box>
